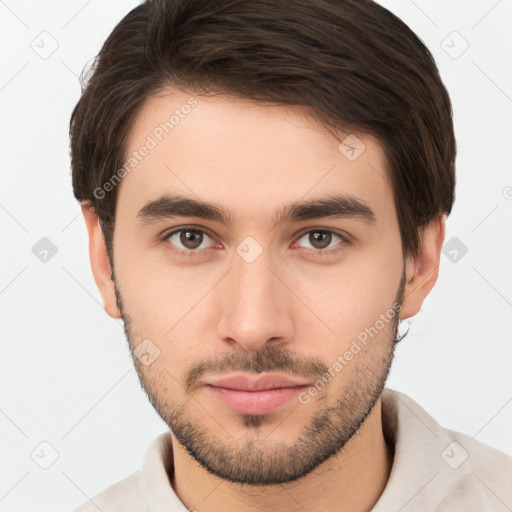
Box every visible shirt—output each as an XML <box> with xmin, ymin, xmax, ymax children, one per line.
<box><xmin>73</xmin><ymin>388</ymin><xmax>512</xmax><ymax>511</ymax></box>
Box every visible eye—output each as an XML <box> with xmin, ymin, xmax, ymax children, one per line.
<box><xmin>163</xmin><ymin>227</ymin><xmax>215</xmax><ymax>252</ymax></box>
<box><xmin>160</xmin><ymin>226</ymin><xmax>349</xmax><ymax>259</ymax></box>
<box><xmin>295</xmin><ymin>230</ymin><xmax>346</xmax><ymax>252</ymax></box>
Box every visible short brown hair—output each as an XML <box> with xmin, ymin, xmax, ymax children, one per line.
<box><xmin>69</xmin><ymin>0</ymin><xmax>456</xmax><ymax>263</ymax></box>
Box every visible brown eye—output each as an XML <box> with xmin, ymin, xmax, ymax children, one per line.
<box><xmin>165</xmin><ymin>228</ymin><xmax>214</xmax><ymax>251</ymax></box>
<box><xmin>309</xmin><ymin>231</ymin><xmax>332</xmax><ymax>249</ymax></box>
<box><xmin>180</xmin><ymin>230</ymin><xmax>203</xmax><ymax>249</ymax></box>
<box><xmin>296</xmin><ymin>230</ymin><xmax>345</xmax><ymax>251</ymax></box>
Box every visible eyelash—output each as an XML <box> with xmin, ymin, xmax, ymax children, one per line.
<box><xmin>161</xmin><ymin>226</ymin><xmax>219</xmax><ymax>259</ymax></box>
<box><xmin>160</xmin><ymin>225</ymin><xmax>351</xmax><ymax>259</ymax></box>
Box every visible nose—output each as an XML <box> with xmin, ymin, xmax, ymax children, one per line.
<box><xmin>215</xmin><ymin>248</ymin><xmax>295</xmax><ymax>351</ymax></box>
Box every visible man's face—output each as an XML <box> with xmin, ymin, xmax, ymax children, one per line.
<box><xmin>110</xmin><ymin>89</ymin><xmax>406</xmax><ymax>484</ymax></box>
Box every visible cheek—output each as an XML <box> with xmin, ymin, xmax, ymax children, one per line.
<box><xmin>115</xmin><ymin>235</ymin><xmax>211</xmax><ymax>322</ymax></box>
<box><xmin>115</xmin><ymin>252</ymin><xmax>224</xmax><ymax>375</ymax></box>
<box><xmin>285</xmin><ymin>248</ymin><xmax>402</xmax><ymax>349</ymax></box>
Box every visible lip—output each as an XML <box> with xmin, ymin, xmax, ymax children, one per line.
<box><xmin>204</xmin><ymin>374</ymin><xmax>310</xmax><ymax>415</ymax></box>
<box><xmin>205</xmin><ymin>374</ymin><xmax>311</xmax><ymax>391</ymax></box>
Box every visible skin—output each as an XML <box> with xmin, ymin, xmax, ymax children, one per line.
<box><xmin>82</xmin><ymin>88</ymin><xmax>445</xmax><ymax>512</ymax></box>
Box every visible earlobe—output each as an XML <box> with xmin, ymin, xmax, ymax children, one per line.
<box><xmin>400</xmin><ymin>215</ymin><xmax>446</xmax><ymax>320</ymax></box>
<box><xmin>81</xmin><ymin>204</ymin><xmax>122</xmax><ymax>319</ymax></box>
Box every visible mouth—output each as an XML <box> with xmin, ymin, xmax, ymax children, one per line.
<box><xmin>203</xmin><ymin>374</ymin><xmax>311</xmax><ymax>415</ymax></box>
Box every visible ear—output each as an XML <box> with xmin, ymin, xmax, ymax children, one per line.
<box><xmin>400</xmin><ymin>215</ymin><xmax>446</xmax><ymax>319</ymax></box>
<box><xmin>81</xmin><ymin>204</ymin><xmax>122</xmax><ymax>319</ymax></box>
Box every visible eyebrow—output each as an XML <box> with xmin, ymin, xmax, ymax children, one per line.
<box><xmin>136</xmin><ymin>193</ymin><xmax>376</xmax><ymax>226</ymax></box>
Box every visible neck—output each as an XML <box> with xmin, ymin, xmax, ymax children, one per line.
<box><xmin>169</xmin><ymin>398</ymin><xmax>392</xmax><ymax>512</ymax></box>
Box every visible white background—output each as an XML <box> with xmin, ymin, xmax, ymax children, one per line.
<box><xmin>1</xmin><ymin>1</ymin><xmax>511</xmax><ymax>511</ymax></box>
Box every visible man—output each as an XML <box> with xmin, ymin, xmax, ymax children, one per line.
<box><xmin>70</xmin><ymin>0</ymin><xmax>512</xmax><ymax>510</ymax></box>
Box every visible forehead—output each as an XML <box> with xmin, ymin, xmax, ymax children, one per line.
<box><xmin>116</xmin><ymin>88</ymin><xmax>395</xmax><ymax>227</ymax></box>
